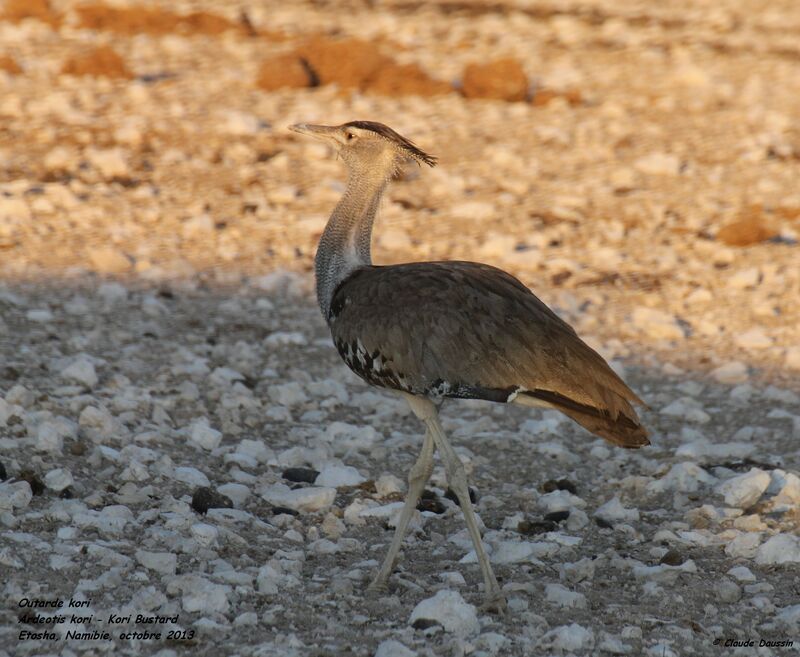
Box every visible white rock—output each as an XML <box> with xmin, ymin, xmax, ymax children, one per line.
<box><xmin>538</xmin><ymin>490</ymin><xmax>586</xmax><ymax>513</ymax></box>
<box><xmin>79</xmin><ymin>405</ymin><xmax>115</xmax><ymax>440</ymax></box>
<box><xmin>182</xmin><ymin>214</ymin><xmax>214</xmax><ymax>238</ymax></box>
<box><xmin>35</xmin><ymin>422</ymin><xmax>64</xmax><ymax>453</ymax></box>
<box><xmin>0</xmin><ymin>481</ymin><xmax>33</xmax><ymax>511</ymax></box>
<box><xmin>217</xmin><ymin>483</ymin><xmax>250</xmax><ymax>507</ymax></box>
<box><xmin>173</xmin><ymin>466</ymin><xmax>210</xmax><ymax>487</ymax></box>
<box><xmin>734</xmin><ymin>328</ymin><xmax>773</xmax><ymax>350</ymax></box>
<box><xmin>724</xmin><ymin>532</ymin><xmax>762</xmax><ymax>559</ymax></box>
<box><xmin>44</xmin><ymin>468</ymin><xmax>73</xmax><ymax>492</ymax></box>
<box><xmin>409</xmin><ymin>590</ymin><xmax>479</xmax><ymax>637</ymax></box>
<box><xmin>727</xmin><ymin>267</ymin><xmax>760</xmax><ymax>289</ymax></box>
<box><xmin>26</xmin><ymin>308</ymin><xmax>53</xmax><ymax>322</ymax></box>
<box><xmin>191</xmin><ymin>523</ymin><xmax>219</xmax><ymax>547</ymax></box>
<box><xmin>595</xmin><ymin>496</ymin><xmax>639</xmax><ymax>524</ymax></box>
<box><xmin>136</xmin><ymin>550</ymin><xmax>177</xmax><ymax>575</ymax></box>
<box><xmin>267</xmin><ymin>382</ymin><xmax>308</xmax><ymax>407</ymax></box>
<box><xmin>710</xmin><ymin>361</ymin><xmax>748</xmax><ymax>384</ymax></box>
<box><xmin>315</xmin><ymin>464</ymin><xmax>366</xmax><ymax>488</ymax></box>
<box><xmin>634</xmin><ymin>152</ymin><xmax>681</xmax><ymax>176</ymax></box>
<box><xmin>630</xmin><ymin>307</ymin><xmax>684</xmax><ymax>340</ymax></box>
<box><xmin>170</xmin><ymin>575</ymin><xmax>231</xmax><ymax>614</ymax></box>
<box><xmin>261</xmin><ymin>483</ymin><xmax>336</xmax><ymax>513</ymax></box>
<box><xmin>374</xmin><ymin>640</ymin><xmax>415</xmax><ymax>657</ymax></box>
<box><xmin>375</xmin><ymin>474</ymin><xmax>404</xmax><ymax>497</ymax></box>
<box><xmin>659</xmin><ymin>398</ymin><xmax>710</xmax><ymax>424</ymax></box>
<box><xmin>716</xmin><ymin>468</ymin><xmax>770</xmax><ymax>508</ymax></box>
<box><xmin>776</xmin><ymin>604</ymin><xmax>800</xmax><ymax>633</ymax></box>
<box><xmin>540</xmin><ymin>623</ymin><xmax>595</xmax><ymax>653</ymax></box>
<box><xmin>647</xmin><ymin>462</ymin><xmax>716</xmax><ymax>493</ymax></box>
<box><xmin>755</xmin><ymin>534</ymin><xmax>800</xmax><ymax>565</ymax></box>
<box><xmin>264</xmin><ymin>331</ymin><xmax>307</xmax><ymax>347</ymax></box>
<box><xmin>190</xmin><ymin>419</ymin><xmax>223</xmax><ymax>450</ymax></box>
<box><xmin>545</xmin><ymin>583</ymin><xmax>587</xmax><ymax>609</ymax></box>
<box><xmin>61</xmin><ymin>357</ymin><xmax>98</xmax><ymax>388</ymax></box>
<box><xmin>632</xmin><ymin>560</ymin><xmax>697</xmax><ymax>582</ymax></box>
<box><xmin>675</xmin><ymin>439</ymin><xmax>754</xmax><ymax>460</ymax></box>
<box><xmin>727</xmin><ymin>566</ymin><xmax>755</xmax><ymax>582</ymax></box>
<box><xmin>489</xmin><ymin>540</ymin><xmax>556</xmax><ymax>564</ymax></box>
<box><xmin>235</xmin><ymin>439</ymin><xmax>271</xmax><ymax>463</ymax></box>
<box><xmin>97</xmin><ymin>282</ymin><xmax>128</xmax><ymax>304</ymax></box>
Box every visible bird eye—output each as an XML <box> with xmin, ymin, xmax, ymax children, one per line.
<box><xmin>345</xmin><ymin>132</ymin><xmax>355</xmax><ymax>141</ymax></box>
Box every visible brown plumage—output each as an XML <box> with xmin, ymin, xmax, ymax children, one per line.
<box><xmin>290</xmin><ymin>119</ymin><xmax>649</xmax><ymax>609</ymax></box>
<box><xmin>329</xmin><ymin>261</ymin><xmax>648</xmax><ymax>448</ymax></box>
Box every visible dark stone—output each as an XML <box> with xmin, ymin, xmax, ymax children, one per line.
<box><xmin>191</xmin><ymin>486</ymin><xmax>233</xmax><ymax>515</ymax></box>
<box><xmin>271</xmin><ymin>505</ymin><xmax>299</xmax><ymax>516</ymax></box>
<box><xmin>69</xmin><ymin>441</ymin><xmax>88</xmax><ymax>456</ymax></box>
<box><xmin>411</xmin><ymin>618</ymin><xmax>442</xmax><ymax>631</ymax></box>
<box><xmin>444</xmin><ymin>486</ymin><xmax>478</xmax><ymax>505</ymax></box>
<box><xmin>517</xmin><ymin>519</ymin><xmax>557</xmax><ymax>535</ymax></box>
<box><xmin>19</xmin><ymin>470</ymin><xmax>44</xmax><ymax>496</ymax></box>
<box><xmin>595</xmin><ymin>516</ymin><xmax>613</xmax><ymax>529</ymax></box>
<box><xmin>541</xmin><ymin>478</ymin><xmax>577</xmax><ymax>494</ymax></box>
<box><xmin>0</xmin><ymin>460</ymin><xmax>6</xmax><ymax>481</ymax></box>
<box><xmin>59</xmin><ymin>487</ymin><xmax>74</xmax><ymax>499</ymax></box>
<box><xmin>659</xmin><ymin>549</ymin><xmax>685</xmax><ymax>566</ymax></box>
<box><xmin>282</xmin><ymin>467</ymin><xmax>319</xmax><ymax>484</ymax></box>
<box><xmin>417</xmin><ymin>489</ymin><xmax>446</xmax><ymax>514</ymax></box>
<box><xmin>543</xmin><ymin>510</ymin><xmax>570</xmax><ymax>523</ymax></box>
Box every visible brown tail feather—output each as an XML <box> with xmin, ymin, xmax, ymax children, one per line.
<box><xmin>517</xmin><ymin>390</ymin><xmax>650</xmax><ymax>448</ymax></box>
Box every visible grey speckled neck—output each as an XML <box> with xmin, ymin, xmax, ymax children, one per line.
<box><xmin>315</xmin><ymin>173</ymin><xmax>388</xmax><ymax>320</ymax></box>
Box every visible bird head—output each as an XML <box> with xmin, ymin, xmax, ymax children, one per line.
<box><xmin>290</xmin><ymin>120</ymin><xmax>436</xmax><ymax>178</ymax></box>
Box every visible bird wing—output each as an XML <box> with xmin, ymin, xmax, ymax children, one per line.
<box><xmin>328</xmin><ymin>261</ymin><xmax>648</xmax><ymax>447</ymax></box>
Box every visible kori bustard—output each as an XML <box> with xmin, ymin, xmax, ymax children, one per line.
<box><xmin>290</xmin><ymin>120</ymin><xmax>648</xmax><ymax>611</ymax></box>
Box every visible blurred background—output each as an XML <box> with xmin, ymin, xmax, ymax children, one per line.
<box><xmin>0</xmin><ymin>0</ymin><xmax>798</xmax><ymax>385</ymax></box>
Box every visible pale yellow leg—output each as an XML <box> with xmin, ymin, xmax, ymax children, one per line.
<box><xmin>403</xmin><ymin>394</ymin><xmax>506</xmax><ymax>613</ymax></box>
<box><xmin>368</xmin><ymin>428</ymin><xmax>435</xmax><ymax>592</ymax></box>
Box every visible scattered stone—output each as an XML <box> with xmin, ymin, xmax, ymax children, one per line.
<box><xmin>316</xmin><ymin>464</ymin><xmax>366</xmax><ymax>488</ymax></box>
<box><xmin>541</xmin><ymin>479</ymin><xmax>578</xmax><ymax>494</ymax></box>
<box><xmin>136</xmin><ymin>550</ymin><xmax>177</xmax><ymax>575</ymax></box>
<box><xmin>710</xmin><ymin>361</ymin><xmax>749</xmax><ymax>384</ymax></box>
<box><xmin>785</xmin><ymin>347</ymin><xmax>800</xmax><ymax>371</ymax></box>
<box><xmin>375</xmin><ymin>473</ymin><xmax>404</xmax><ymax>497</ymax></box>
<box><xmin>0</xmin><ymin>480</ymin><xmax>33</xmax><ymax>510</ymax></box>
<box><xmin>634</xmin><ymin>152</ymin><xmax>681</xmax><ymax>176</ymax></box>
<box><xmin>374</xmin><ymin>639</ymin><xmax>416</xmax><ymax>657</ymax></box>
<box><xmin>261</xmin><ymin>483</ymin><xmax>336</xmax><ymax>513</ymax></box>
<box><xmin>190</xmin><ymin>419</ymin><xmax>223</xmax><ymax>450</ymax></box>
<box><xmin>0</xmin><ymin>55</ymin><xmax>22</xmax><ymax>76</ymax></box>
<box><xmin>716</xmin><ymin>468</ymin><xmax>770</xmax><ymax>508</ymax></box>
<box><xmin>18</xmin><ymin>470</ymin><xmax>44</xmax><ymax>496</ymax></box>
<box><xmin>191</xmin><ymin>487</ymin><xmax>233</xmax><ymax>515</ymax></box>
<box><xmin>295</xmin><ymin>36</ymin><xmax>387</xmax><ymax>89</ymax></box>
<box><xmin>282</xmin><ymin>467</ymin><xmax>319</xmax><ymax>484</ymax></box>
<box><xmin>659</xmin><ymin>549</ymin><xmax>685</xmax><ymax>566</ymax></box>
<box><xmin>717</xmin><ymin>211</ymin><xmax>777</xmax><ymax>246</ymax></box>
<box><xmin>545</xmin><ymin>583</ymin><xmax>587</xmax><ymax>609</ymax></box>
<box><xmin>734</xmin><ymin>328</ymin><xmax>773</xmax><ymax>350</ymax></box>
<box><xmin>755</xmin><ymin>534</ymin><xmax>800</xmax><ymax>565</ymax></box>
<box><xmin>594</xmin><ymin>496</ymin><xmax>639</xmax><ymax>524</ymax></box>
<box><xmin>368</xmin><ymin>62</ymin><xmax>451</xmax><ymax>97</ymax></box>
<box><xmin>630</xmin><ymin>307</ymin><xmax>684</xmax><ymax>340</ymax></box>
<box><xmin>87</xmin><ymin>246</ymin><xmax>132</xmax><ymax>274</ymax></box>
<box><xmin>0</xmin><ymin>461</ymin><xmax>6</xmax><ymax>481</ymax></box>
<box><xmin>409</xmin><ymin>590</ymin><xmax>479</xmax><ymax>637</ymax></box>
<box><xmin>256</xmin><ymin>53</ymin><xmax>315</xmax><ymax>91</ymax></box>
<box><xmin>44</xmin><ymin>468</ymin><xmax>73</xmax><ymax>492</ymax></box>
<box><xmin>539</xmin><ymin>623</ymin><xmax>595</xmax><ymax>653</ymax></box>
<box><xmin>61</xmin><ymin>357</ymin><xmax>98</xmax><ymax>388</ymax></box>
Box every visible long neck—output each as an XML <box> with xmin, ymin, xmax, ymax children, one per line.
<box><xmin>315</xmin><ymin>171</ymin><xmax>388</xmax><ymax>319</ymax></box>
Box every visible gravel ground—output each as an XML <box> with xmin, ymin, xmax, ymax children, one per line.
<box><xmin>1</xmin><ymin>0</ymin><xmax>800</xmax><ymax>655</ymax></box>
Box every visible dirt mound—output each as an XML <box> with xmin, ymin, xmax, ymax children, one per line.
<box><xmin>717</xmin><ymin>207</ymin><xmax>779</xmax><ymax>246</ymax></box>
<box><xmin>257</xmin><ymin>53</ymin><xmax>316</xmax><ymax>91</ymax></box>
<box><xmin>367</xmin><ymin>62</ymin><xmax>452</xmax><ymax>97</ymax></box>
<box><xmin>462</xmin><ymin>57</ymin><xmax>528</xmax><ymax>101</ymax></box>
<box><xmin>0</xmin><ymin>55</ymin><xmax>22</xmax><ymax>75</ymax></box>
<box><xmin>295</xmin><ymin>36</ymin><xmax>388</xmax><ymax>89</ymax></box>
<box><xmin>75</xmin><ymin>4</ymin><xmax>242</xmax><ymax>37</ymax></box>
<box><xmin>61</xmin><ymin>45</ymin><xmax>133</xmax><ymax>79</ymax></box>
<box><xmin>2</xmin><ymin>0</ymin><xmax>60</xmax><ymax>27</ymax></box>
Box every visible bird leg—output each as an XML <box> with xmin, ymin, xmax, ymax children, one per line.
<box><xmin>368</xmin><ymin>427</ymin><xmax>435</xmax><ymax>593</ymax></box>
<box><xmin>403</xmin><ymin>394</ymin><xmax>507</xmax><ymax>613</ymax></box>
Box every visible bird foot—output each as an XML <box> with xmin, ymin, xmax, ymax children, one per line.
<box><xmin>480</xmin><ymin>591</ymin><xmax>508</xmax><ymax>615</ymax></box>
<box><xmin>366</xmin><ymin>579</ymin><xmax>389</xmax><ymax>596</ymax></box>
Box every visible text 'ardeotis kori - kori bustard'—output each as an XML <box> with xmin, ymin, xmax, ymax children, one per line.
<box><xmin>290</xmin><ymin>120</ymin><xmax>649</xmax><ymax>612</ymax></box>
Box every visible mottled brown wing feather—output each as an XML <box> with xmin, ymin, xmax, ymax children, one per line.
<box><xmin>328</xmin><ymin>261</ymin><xmax>648</xmax><ymax>447</ymax></box>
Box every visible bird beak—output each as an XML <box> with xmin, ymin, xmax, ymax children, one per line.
<box><xmin>289</xmin><ymin>123</ymin><xmax>339</xmax><ymax>143</ymax></box>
